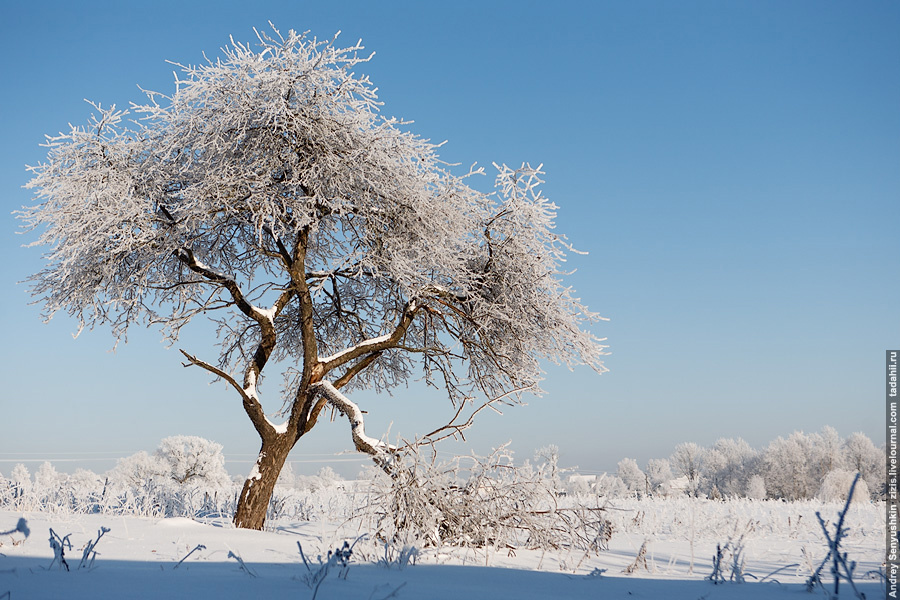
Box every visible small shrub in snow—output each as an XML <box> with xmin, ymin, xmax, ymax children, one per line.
<box><xmin>377</xmin><ymin>543</ymin><xmax>419</xmax><ymax>570</ymax></box>
<box><xmin>174</xmin><ymin>544</ymin><xmax>207</xmax><ymax>569</ymax></box>
<box><xmin>78</xmin><ymin>527</ymin><xmax>110</xmax><ymax>570</ymax></box>
<box><xmin>706</xmin><ymin>532</ymin><xmax>749</xmax><ymax>584</ymax></box>
<box><xmin>227</xmin><ymin>550</ymin><xmax>257</xmax><ymax>578</ymax></box>
<box><xmin>48</xmin><ymin>526</ymin><xmax>110</xmax><ymax>571</ymax></box>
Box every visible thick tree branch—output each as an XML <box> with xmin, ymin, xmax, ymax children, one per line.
<box><xmin>263</xmin><ymin>224</ymin><xmax>293</xmax><ymax>270</ymax></box>
<box><xmin>296</xmin><ymin>351</ymin><xmax>382</xmax><ymax>435</ymax></box>
<box><xmin>291</xmin><ymin>229</ymin><xmax>319</xmax><ymax>384</ymax></box>
<box><xmin>310</xmin><ymin>380</ymin><xmax>395</xmax><ymax>457</ymax></box>
<box><xmin>180</xmin><ymin>349</ymin><xmax>273</xmax><ymax>438</ymax></box>
<box><xmin>174</xmin><ymin>247</ymin><xmax>262</xmax><ymax>322</ymax></box>
<box><xmin>318</xmin><ymin>298</ymin><xmax>420</xmax><ymax>374</ymax></box>
<box><xmin>334</xmin><ymin>351</ymin><xmax>383</xmax><ymax>389</ymax></box>
<box><xmin>175</xmin><ymin>245</ymin><xmax>293</xmax><ymax>412</ymax></box>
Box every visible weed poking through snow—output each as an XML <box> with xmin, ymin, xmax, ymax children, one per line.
<box><xmin>805</xmin><ymin>472</ymin><xmax>867</xmax><ymax>599</ymax></box>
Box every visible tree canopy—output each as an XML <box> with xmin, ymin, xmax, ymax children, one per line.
<box><xmin>19</xmin><ymin>26</ymin><xmax>607</xmax><ymax>528</ymax></box>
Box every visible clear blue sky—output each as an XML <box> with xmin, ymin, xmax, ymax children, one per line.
<box><xmin>1</xmin><ymin>1</ymin><xmax>897</xmax><ymax>478</ymax></box>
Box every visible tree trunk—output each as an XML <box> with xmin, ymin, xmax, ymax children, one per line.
<box><xmin>233</xmin><ymin>434</ymin><xmax>294</xmax><ymax>530</ymax></box>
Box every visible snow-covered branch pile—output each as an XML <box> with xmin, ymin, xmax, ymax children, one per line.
<box><xmin>355</xmin><ymin>444</ymin><xmax>613</xmax><ymax>557</ymax></box>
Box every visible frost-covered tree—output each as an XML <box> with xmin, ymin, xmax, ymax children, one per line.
<box><xmin>812</xmin><ymin>426</ymin><xmax>845</xmax><ymax>482</ymax></box>
<box><xmin>10</xmin><ymin>464</ymin><xmax>32</xmax><ymax>509</ymax></box>
<box><xmin>843</xmin><ymin>432</ymin><xmax>882</xmax><ymax>499</ymax></box>
<box><xmin>111</xmin><ymin>436</ymin><xmax>229</xmax><ymax>489</ymax></box>
<box><xmin>645</xmin><ymin>458</ymin><xmax>673</xmax><ymax>497</ymax></box>
<box><xmin>154</xmin><ymin>435</ymin><xmax>230</xmax><ymax>487</ymax></box>
<box><xmin>703</xmin><ymin>438</ymin><xmax>758</xmax><ymax>498</ymax></box>
<box><xmin>109</xmin><ymin>451</ymin><xmax>165</xmax><ymax>489</ymax></box>
<box><xmin>616</xmin><ymin>458</ymin><xmax>645</xmax><ymax>495</ymax></box>
<box><xmin>534</xmin><ymin>445</ymin><xmax>562</xmax><ymax>491</ymax></box>
<box><xmin>34</xmin><ymin>461</ymin><xmax>62</xmax><ymax>490</ymax></box>
<box><xmin>762</xmin><ymin>431</ymin><xmax>822</xmax><ymax>500</ymax></box>
<box><xmin>66</xmin><ymin>468</ymin><xmax>105</xmax><ymax>513</ymax></box>
<box><xmin>670</xmin><ymin>442</ymin><xmax>705</xmax><ymax>498</ymax></box>
<box><xmin>762</xmin><ymin>428</ymin><xmax>850</xmax><ymax>501</ymax></box>
<box><xmin>745</xmin><ymin>474</ymin><xmax>767</xmax><ymax>500</ymax></box>
<box><xmin>19</xmin><ymin>27</ymin><xmax>606</xmax><ymax>529</ymax></box>
<box><xmin>34</xmin><ymin>462</ymin><xmax>65</xmax><ymax>508</ymax></box>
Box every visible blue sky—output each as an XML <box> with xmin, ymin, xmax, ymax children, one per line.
<box><xmin>1</xmin><ymin>1</ymin><xmax>897</xmax><ymax>478</ymax></box>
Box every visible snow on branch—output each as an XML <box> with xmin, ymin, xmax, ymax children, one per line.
<box><xmin>179</xmin><ymin>349</ymin><xmax>272</xmax><ymax>438</ymax></box>
<box><xmin>310</xmin><ymin>380</ymin><xmax>395</xmax><ymax>457</ymax></box>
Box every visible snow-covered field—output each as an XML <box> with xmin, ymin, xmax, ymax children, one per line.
<box><xmin>0</xmin><ymin>497</ymin><xmax>885</xmax><ymax>599</ymax></box>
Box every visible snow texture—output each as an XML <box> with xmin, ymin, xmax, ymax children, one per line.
<box><xmin>0</xmin><ymin>497</ymin><xmax>884</xmax><ymax>600</ymax></box>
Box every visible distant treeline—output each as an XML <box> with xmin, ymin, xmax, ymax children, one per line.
<box><xmin>597</xmin><ymin>427</ymin><xmax>882</xmax><ymax>502</ymax></box>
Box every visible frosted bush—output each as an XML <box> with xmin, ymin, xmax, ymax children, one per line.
<box><xmin>817</xmin><ymin>469</ymin><xmax>870</xmax><ymax>504</ymax></box>
<box><xmin>154</xmin><ymin>435</ymin><xmax>231</xmax><ymax>488</ymax></box>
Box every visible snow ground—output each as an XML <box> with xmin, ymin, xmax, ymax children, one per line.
<box><xmin>0</xmin><ymin>500</ymin><xmax>885</xmax><ymax>599</ymax></box>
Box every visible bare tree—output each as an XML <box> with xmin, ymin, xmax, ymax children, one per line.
<box><xmin>18</xmin><ymin>26</ymin><xmax>607</xmax><ymax>529</ymax></box>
